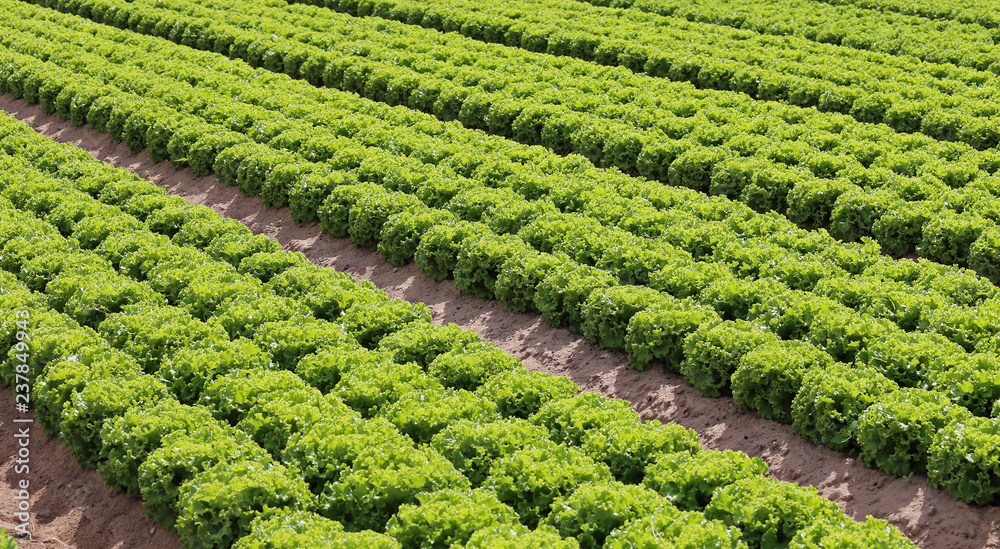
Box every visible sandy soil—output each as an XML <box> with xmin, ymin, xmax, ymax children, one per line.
<box><xmin>3</xmin><ymin>95</ymin><xmax>1000</xmax><ymax>549</ymax></box>
<box><xmin>0</xmin><ymin>387</ymin><xmax>181</xmax><ymax>548</ymax></box>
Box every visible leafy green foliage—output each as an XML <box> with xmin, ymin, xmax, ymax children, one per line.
<box><xmin>211</xmin><ymin>294</ymin><xmax>312</xmax><ymax>339</ymax></box>
<box><xmin>788</xmin><ymin>516</ymin><xmax>917</xmax><ymax>549</ymax></box>
<box><xmin>969</xmin><ymin>228</ymin><xmax>1000</xmax><ymax>284</ymax></box>
<box><xmin>222</xmin><ymin>143</ymin><xmax>296</xmax><ymax>201</ymax></box>
<box><xmin>238</xmin><ymin>250</ymin><xmax>310</xmax><ymax>283</ymax></box>
<box><xmin>928</xmin><ymin>416</ymin><xmax>1000</xmax><ymax>505</ymax></box>
<box><xmin>872</xmin><ymin>202</ymin><xmax>937</xmax><ymax>257</ymax></box>
<box><xmin>144</xmin><ymin>200</ymin><xmax>214</xmax><ymax>237</ymax></box>
<box><xmin>625</xmin><ymin>300</ymin><xmax>718</xmax><ymax>372</ymax></box>
<box><xmin>377</xmin><ymin>322</ymin><xmax>480</xmax><ymax>369</ymax></box>
<box><xmin>283</xmin><ymin>415</ymin><xmax>407</xmax><ymax>492</ymax></box>
<box><xmin>99</xmin><ymin>399</ymin><xmax>220</xmax><ymax>496</ymax></box>
<box><xmin>597</xmin><ymin>240</ymin><xmax>691</xmax><ymax>287</ymax></box>
<box><xmin>205</xmin><ymin>231</ymin><xmax>282</xmax><ymax>269</ymax></box>
<box><xmin>175</xmin><ymin>459</ymin><xmax>315</xmax><ymax>549</ymax></box>
<box><xmin>176</xmin><ymin>271</ymin><xmax>263</xmax><ymax>321</ymax></box>
<box><xmin>431</xmin><ymin>418</ymin><xmax>551</xmax><ymax>487</ymax></box>
<box><xmin>199</xmin><ymin>369</ymin><xmax>311</xmax><ymax>425</ymax></box>
<box><xmin>138</xmin><ymin>426</ymin><xmax>272</xmax><ymax>529</ymax></box>
<box><xmin>233</xmin><ymin>509</ymin><xmax>400</xmax><ymax>549</ymax></box>
<box><xmin>338</xmin><ymin>299</ymin><xmax>432</xmax><ymax>348</ymax></box>
<box><xmin>486</xmin><ymin>444</ymin><xmax>613</xmax><ymax>528</ymax></box>
<box><xmin>268</xmin><ymin>265</ymin><xmax>385</xmax><ymax>321</ymax></box>
<box><xmin>333</xmin><ymin>360</ymin><xmax>441</xmax><ymax>417</ymax></box>
<box><xmin>745</xmin><ymin>291</ymin><xmax>834</xmax><ymax>342</ymax></box>
<box><xmin>158</xmin><ymin>339</ymin><xmax>271</xmax><ymax>405</ymax></box>
<box><xmin>857</xmin><ymin>331</ymin><xmax>966</xmax><ymax>388</ymax></box>
<box><xmin>917</xmin><ymin>212</ymin><xmax>989</xmax><ymax>268</ymax></box>
<box><xmin>670</xmin><ymin>147</ymin><xmax>729</xmax><ymax>193</ymax></box>
<box><xmin>604</xmin><ymin>509</ymin><xmax>743</xmax><ymax>549</ymax></box>
<box><xmin>172</xmin><ymin>216</ymin><xmax>247</xmax><ymax>249</ymax></box>
<box><xmin>386</xmin><ymin>488</ymin><xmax>520</xmax><ymax>548</ymax></box>
<box><xmin>806</xmin><ymin>309</ymin><xmax>896</xmax><ymax>363</ymax></box>
<box><xmin>928</xmin><ymin>354</ymin><xmax>1000</xmax><ymax>417</ymax></box>
<box><xmin>829</xmin><ymin>188</ymin><xmax>900</xmax><ymax>244</ymax></box>
<box><xmin>414</xmin><ymin>220</ymin><xmax>491</xmax><ymax>281</ymax></box>
<box><xmin>650</xmin><ymin>261</ymin><xmax>733</xmax><ymax>299</ymax></box>
<box><xmin>380</xmin><ymin>388</ymin><xmax>498</xmax><ymax>444</ymax></box>
<box><xmin>47</xmin><ymin>270</ymin><xmax>165</xmax><ymax>328</ymax></box>
<box><xmin>0</xmin><ymin>22</ymin><xmax>972</xmax><ymax>545</ymax></box>
<box><xmin>350</xmin><ymin>192</ymin><xmax>424</xmax><ymax>249</ymax></box>
<box><xmin>427</xmin><ymin>342</ymin><xmax>521</xmax><ymax>390</ymax></box>
<box><xmin>378</xmin><ymin>207</ymin><xmax>456</xmax><ymax>266</ymax></box>
<box><xmin>581</xmin><ymin>285</ymin><xmax>666</xmax><ymax>350</ymax></box>
<box><xmin>535</xmin><ymin>262</ymin><xmax>617</xmax><ymax>333</ymax></box>
<box><xmin>532</xmin><ymin>392</ymin><xmax>639</xmax><ymax>446</ymax></box>
<box><xmin>252</xmin><ymin>318</ymin><xmax>355</xmax><ymax>370</ymax></box>
<box><xmin>923</xmin><ymin>304</ymin><xmax>1000</xmax><ymax>353</ymax></box>
<box><xmin>792</xmin><ymin>364</ymin><xmax>897</xmax><ymax>451</ymax></box>
<box><xmin>294</xmin><ymin>346</ymin><xmax>388</xmax><ymax>392</ymax></box>
<box><xmin>454</xmin><ymin>234</ymin><xmax>532</xmax><ymax>299</ymax></box>
<box><xmin>140</xmin><ymin>253</ymin><xmax>228</xmax><ymax>303</ymax></box>
<box><xmin>475</xmin><ymin>368</ymin><xmax>579</xmax><ymax>419</ymax></box>
<box><xmin>20</xmin><ymin>250</ymin><xmax>113</xmax><ymax>294</ymax></box>
<box><xmin>643</xmin><ymin>450</ymin><xmax>768</xmax><ymax>511</ymax></box>
<box><xmin>680</xmin><ymin>320</ymin><xmax>778</xmax><ymax>397</ymax></box>
<box><xmin>0</xmin><ymin>528</ymin><xmax>17</xmax><ymax>549</ymax></box>
<box><xmin>32</xmin><ymin>350</ymin><xmax>140</xmax><ymax>436</ymax></box>
<box><xmin>581</xmin><ymin>420</ymin><xmax>700</xmax><ymax>484</ymax></box>
<box><xmin>857</xmin><ymin>388</ymin><xmax>973</xmax><ymax>477</ymax></box>
<box><xmin>732</xmin><ymin>340</ymin><xmax>834</xmax><ymax>424</ymax></box>
<box><xmin>287</xmin><ymin>170</ymin><xmax>353</xmax><ymax>223</ymax></box>
<box><xmin>464</xmin><ymin>524</ymin><xmax>579</xmax><ymax>549</ymax></box>
<box><xmin>482</xmin><ymin>198</ymin><xmax>559</xmax><ymax>236</ymax></box>
<box><xmin>96</xmin><ymin>231</ymin><xmax>171</xmax><ymax>274</ymax></box>
<box><xmin>188</xmin><ymin>130</ymin><xmax>250</xmax><ymax>177</ymax></box>
<box><xmin>71</xmin><ymin>211</ymin><xmax>146</xmax><ymax>249</ymax></box>
<box><xmin>494</xmin><ymin>251</ymin><xmax>565</xmax><ymax>314</ymax></box>
<box><xmin>98</xmin><ymin>303</ymin><xmax>228</xmax><ymax>372</ymax></box>
<box><xmin>236</xmin><ymin>390</ymin><xmax>352</xmax><ymax>458</ymax></box>
<box><xmin>1</xmin><ymin>311</ymin><xmax>98</xmax><ymax>386</ymax></box>
<box><xmin>542</xmin><ymin>481</ymin><xmax>672</xmax><ymax>549</ymax></box>
<box><xmin>700</xmin><ymin>278</ymin><xmax>783</xmax><ymax>323</ymax></box>
<box><xmin>59</xmin><ymin>374</ymin><xmax>170</xmax><ymax>468</ymax></box>
<box><xmin>322</xmin><ymin>444</ymin><xmax>470</xmax><ymax>531</ymax></box>
<box><xmin>704</xmin><ymin>477</ymin><xmax>847</xmax><ymax>549</ymax></box>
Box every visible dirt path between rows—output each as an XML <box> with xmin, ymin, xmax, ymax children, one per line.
<box><xmin>3</xmin><ymin>95</ymin><xmax>1000</xmax><ymax>549</ymax></box>
<box><xmin>0</xmin><ymin>387</ymin><xmax>181</xmax><ymax>548</ymax></box>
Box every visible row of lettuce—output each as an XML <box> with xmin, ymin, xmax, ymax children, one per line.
<box><xmin>4</xmin><ymin>6</ymin><xmax>1000</xmax><ymax>491</ymax></box>
<box><xmin>7</xmin><ymin>4</ymin><xmax>1000</xmax><ymax>352</ymax></box>
<box><xmin>0</xmin><ymin>106</ymin><xmax>997</xmax><ymax>524</ymax></box>
<box><xmin>18</xmin><ymin>0</ymin><xmax>1000</xmax><ymax>279</ymax></box>
<box><xmin>574</xmin><ymin>0</ymin><xmax>1000</xmax><ymax>72</ymax></box>
<box><xmin>821</xmin><ymin>0</ymin><xmax>1000</xmax><ymax>30</ymax></box>
<box><xmin>2</xmin><ymin>1</ymin><xmax>1000</xmax><ymax>325</ymax></box>
<box><xmin>268</xmin><ymin>0</ymin><xmax>1000</xmax><ymax>148</ymax></box>
<box><xmin>0</xmin><ymin>124</ymin><xmax>918</xmax><ymax>548</ymax></box>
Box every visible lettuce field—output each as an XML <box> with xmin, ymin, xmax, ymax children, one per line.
<box><xmin>1</xmin><ymin>0</ymin><xmax>999</xmax><ymax>546</ymax></box>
